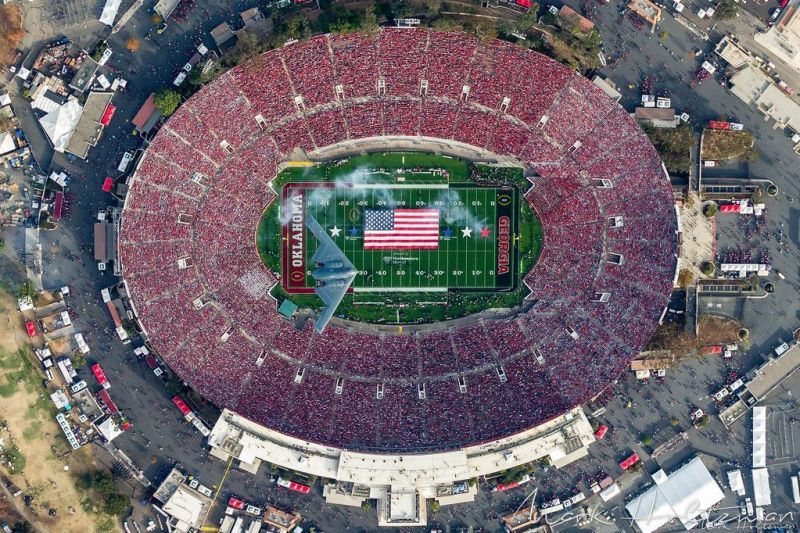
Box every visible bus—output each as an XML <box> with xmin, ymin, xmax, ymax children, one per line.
<box><xmin>277</xmin><ymin>478</ymin><xmax>311</xmax><ymax>494</ymax></box>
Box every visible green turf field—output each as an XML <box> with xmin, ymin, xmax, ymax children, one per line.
<box><xmin>256</xmin><ymin>152</ymin><xmax>542</xmax><ymax>323</ymax></box>
<box><xmin>281</xmin><ymin>183</ymin><xmax>518</xmax><ymax>293</ymax></box>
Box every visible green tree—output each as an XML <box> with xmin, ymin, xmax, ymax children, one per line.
<box><xmin>715</xmin><ymin>0</ymin><xmax>738</xmax><ymax>19</ymax></box>
<box><xmin>226</xmin><ymin>31</ymin><xmax>264</xmax><ymax>66</ymax></box>
<box><xmin>71</xmin><ymin>353</ymin><xmax>87</xmax><ymax>368</ymax></box>
<box><xmin>361</xmin><ymin>5</ymin><xmax>379</xmax><ymax>36</ymax></box>
<box><xmin>12</xmin><ymin>522</ymin><xmax>32</xmax><ymax>533</ymax></box>
<box><xmin>426</xmin><ymin>0</ymin><xmax>443</xmax><ymax>16</ymax></box>
<box><xmin>188</xmin><ymin>60</ymin><xmax>223</xmax><ymax>87</ymax></box>
<box><xmin>430</xmin><ymin>500</ymin><xmax>440</xmax><ymax>512</ymax></box>
<box><xmin>103</xmin><ymin>492</ymin><xmax>131</xmax><ymax>515</ymax></box>
<box><xmin>432</xmin><ymin>18</ymin><xmax>462</xmax><ymax>31</ymax></box>
<box><xmin>703</xmin><ymin>203</ymin><xmax>718</xmax><ymax>218</ymax></box>
<box><xmin>16</xmin><ymin>280</ymin><xmax>36</xmax><ymax>299</ymax></box>
<box><xmin>0</xmin><ymin>239</ymin><xmax>5</xmax><ymax>251</ymax></box>
<box><xmin>677</xmin><ymin>268</ymin><xmax>693</xmax><ymax>288</ymax></box>
<box><xmin>153</xmin><ymin>89</ymin><xmax>181</xmax><ymax>117</ymax></box>
<box><xmin>519</xmin><ymin>11</ymin><xmax>539</xmax><ymax>32</ymax></box>
<box><xmin>284</xmin><ymin>15</ymin><xmax>312</xmax><ymax>41</ymax></box>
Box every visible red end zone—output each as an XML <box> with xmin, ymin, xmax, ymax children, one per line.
<box><xmin>282</xmin><ymin>182</ymin><xmax>348</xmax><ymax>294</ymax></box>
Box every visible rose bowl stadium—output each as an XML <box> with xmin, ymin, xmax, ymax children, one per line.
<box><xmin>119</xmin><ymin>28</ymin><xmax>678</xmax><ymax>526</ymax></box>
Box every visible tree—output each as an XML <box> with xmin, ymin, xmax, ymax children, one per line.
<box><xmin>715</xmin><ymin>0</ymin><xmax>738</xmax><ymax>19</ymax></box>
<box><xmin>226</xmin><ymin>31</ymin><xmax>263</xmax><ymax>66</ymax></box>
<box><xmin>72</xmin><ymin>353</ymin><xmax>87</xmax><ymax>368</ymax></box>
<box><xmin>12</xmin><ymin>522</ymin><xmax>32</xmax><ymax>533</ymax></box>
<box><xmin>519</xmin><ymin>11</ymin><xmax>539</xmax><ymax>32</ymax></box>
<box><xmin>641</xmin><ymin>435</ymin><xmax>652</xmax><ymax>446</ymax></box>
<box><xmin>470</xmin><ymin>19</ymin><xmax>499</xmax><ymax>45</ymax></box>
<box><xmin>701</xmin><ymin>261</ymin><xmax>716</xmax><ymax>277</ymax></box>
<box><xmin>426</xmin><ymin>0</ymin><xmax>443</xmax><ymax>16</ymax></box>
<box><xmin>103</xmin><ymin>492</ymin><xmax>131</xmax><ymax>515</ymax></box>
<box><xmin>284</xmin><ymin>14</ymin><xmax>312</xmax><ymax>41</ymax></box>
<box><xmin>361</xmin><ymin>5</ymin><xmax>379</xmax><ymax>36</ymax></box>
<box><xmin>153</xmin><ymin>89</ymin><xmax>181</xmax><ymax>116</ymax></box>
<box><xmin>17</xmin><ymin>280</ymin><xmax>36</xmax><ymax>299</ymax></box>
<box><xmin>126</xmin><ymin>37</ymin><xmax>140</xmax><ymax>53</ymax></box>
<box><xmin>677</xmin><ymin>268</ymin><xmax>693</xmax><ymax>288</ymax></box>
<box><xmin>188</xmin><ymin>60</ymin><xmax>223</xmax><ymax>86</ymax></box>
<box><xmin>767</xmin><ymin>184</ymin><xmax>778</xmax><ymax>196</ymax></box>
<box><xmin>703</xmin><ymin>203</ymin><xmax>717</xmax><ymax>218</ymax></box>
<box><xmin>0</xmin><ymin>239</ymin><xmax>5</xmax><ymax>252</ymax></box>
<box><xmin>432</xmin><ymin>17</ymin><xmax>462</xmax><ymax>31</ymax></box>
<box><xmin>430</xmin><ymin>500</ymin><xmax>440</xmax><ymax>512</ymax></box>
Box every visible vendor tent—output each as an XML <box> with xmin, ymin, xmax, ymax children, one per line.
<box><xmin>39</xmin><ymin>97</ymin><xmax>82</xmax><ymax>153</ymax></box>
<box><xmin>626</xmin><ymin>456</ymin><xmax>724</xmax><ymax>533</ymax></box>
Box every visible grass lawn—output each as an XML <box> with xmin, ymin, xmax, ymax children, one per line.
<box><xmin>702</xmin><ymin>130</ymin><xmax>754</xmax><ymax>160</ymax></box>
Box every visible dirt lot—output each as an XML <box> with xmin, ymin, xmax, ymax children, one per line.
<box><xmin>0</xmin><ymin>291</ymin><xmax>119</xmax><ymax>533</ymax></box>
<box><xmin>0</xmin><ymin>4</ymin><xmax>23</xmax><ymax>68</ymax></box>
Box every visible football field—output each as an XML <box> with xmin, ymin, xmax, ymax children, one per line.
<box><xmin>281</xmin><ymin>182</ymin><xmax>518</xmax><ymax>293</ymax></box>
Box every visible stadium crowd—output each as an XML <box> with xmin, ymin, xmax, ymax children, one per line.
<box><xmin>118</xmin><ymin>29</ymin><xmax>677</xmax><ymax>451</ymax></box>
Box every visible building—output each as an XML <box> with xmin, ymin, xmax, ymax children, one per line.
<box><xmin>754</xmin><ymin>7</ymin><xmax>800</xmax><ymax>73</ymax></box>
<box><xmin>557</xmin><ymin>6</ymin><xmax>595</xmax><ymax>33</ymax></box>
<box><xmin>729</xmin><ymin>65</ymin><xmax>800</xmax><ymax>131</ymax></box>
<box><xmin>625</xmin><ymin>456</ymin><xmax>724</xmax><ymax>532</ymax></box>
<box><xmin>714</xmin><ymin>36</ymin><xmax>752</xmax><ymax>69</ymax></box>
<box><xmin>154</xmin><ymin>0</ymin><xmax>180</xmax><ymax>20</ymax></box>
<box><xmin>628</xmin><ymin>0</ymin><xmax>662</xmax><ymax>32</ymax></box>
<box><xmin>634</xmin><ymin>107</ymin><xmax>678</xmax><ymax>128</ymax></box>
<box><xmin>68</xmin><ymin>56</ymin><xmax>99</xmax><ymax>93</ymax></box>
<box><xmin>240</xmin><ymin>7</ymin><xmax>264</xmax><ymax>27</ymax></box>
<box><xmin>65</xmin><ymin>91</ymin><xmax>114</xmax><ymax>159</ymax></box>
<box><xmin>94</xmin><ymin>221</ymin><xmax>116</xmax><ymax>265</ymax></box>
<box><xmin>207</xmin><ymin>406</ymin><xmax>596</xmax><ymax>527</ymax></box>
<box><xmin>153</xmin><ymin>467</ymin><xmax>212</xmax><ymax>533</ymax></box>
<box><xmin>131</xmin><ymin>93</ymin><xmax>161</xmax><ymax>135</ymax></box>
<box><xmin>211</xmin><ymin>22</ymin><xmax>235</xmax><ymax>47</ymax></box>
<box><xmin>262</xmin><ymin>506</ymin><xmax>301</xmax><ymax>532</ymax></box>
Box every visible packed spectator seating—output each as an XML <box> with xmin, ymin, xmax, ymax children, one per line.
<box><xmin>423</xmin><ymin>32</ymin><xmax>477</xmax><ymax>99</ymax></box>
<box><xmin>329</xmin><ymin>33</ymin><xmax>380</xmax><ymax>99</ymax></box>
<box><xmin>119</xmin><ymin>29</ymin><xmax>677</xmax><ymax>453</ymax></box>
<box><xmin>280</xmin><ymin>35</ymin><xmax>337</xmax><ymax>109</ymax></box>
<box><xmin>379</xmin><ymin>28</ymin><xmax>429</xmax><ymax>97</ymax></box>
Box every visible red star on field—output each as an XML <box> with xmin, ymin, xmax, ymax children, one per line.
<box><xmin>481</xmin><ymin>227</ymin><xmax>491</xmax><ymax>238</ymax></box>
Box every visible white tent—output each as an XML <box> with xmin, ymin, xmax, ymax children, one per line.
<box><xmin>0</xmin><ymin>132</ymin><xmax>16</xmax><ymax>156</ymax></box>
<box><xmin>39</xmin><ymin>97</ymin><xmax>82</xmax><ymax>153</ymax></box>
<box><xmin>96</xmin><ymin>417</ymin><xmax>122</xmax><ymax>441</ymax></box>
<box><xmin>752</xmin><ymin>468</ymin><xmax>772</xmax><ymax>506</ymax></box>
<box><xmin>727</xmin><ymin>469</ymin><xmax>745</xmax><ymax>496</ymax></box>
<box><xmin>752</xmin><ymin>406</ymin><xmax>767</xmax><ymax>468</ymax></box>
<box><xmin>626</xmin><ymin>456</ymin><xmax>725</xmax><ymax>533</ymax></box>
<box><xmin>0</xmin><ymin>93</ymin><xmax>10</xmax><ymax>107</ymax></box>
<box><xmin>99</xmin><ymin>0</ymin><xmax>121</xmax><ymax>25</ymax></box>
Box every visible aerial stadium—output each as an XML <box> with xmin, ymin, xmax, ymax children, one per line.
<box><xmin>119</xmin><ymin>29</ymin><xmax>679</xmax><ymax>525</ymax></box>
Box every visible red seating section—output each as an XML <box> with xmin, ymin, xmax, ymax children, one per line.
<box><xmin>119</xmin><ymin>29</ymin><xmax>676</xmax><ymax>452</ymax></box>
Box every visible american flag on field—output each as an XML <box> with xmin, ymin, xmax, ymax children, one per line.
<box><xmin>363</xmin><ymin>208</ymin><xmax>440</xmax><ymax>250</ymax></box>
